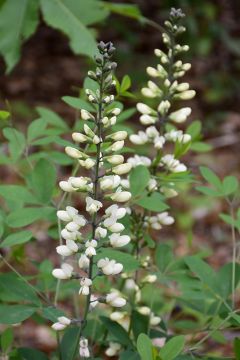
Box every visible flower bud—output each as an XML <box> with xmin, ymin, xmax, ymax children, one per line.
<box><xmin>110</xmin><ymin>191</ymin><xmax>131</xmax><ymax>202</ymax></box>
<box><xmin>106</xmin><ymin>131</ymin><xmax>127</xmax><ymax>141</ymax></box>
<box><xmin>72</xmin><ymin>132</ymin><xmax>88</xmax><ymax>143</ymax></box>
<box><xmin>112</xmin><ymin>163</ymin><xmax>132</xmax><ymax>175</ymax></box>
<box><xmin>80</xmin><ymin>109</ymin><xmax>94</xmax><ymax>121</ymax></box>
<box><xmin>105</xmin><ymin>155</ymin><xmax>124</xmax><ymax>165</ymax></box>
<box><xmin>65</xmin><ymin>147</ymin><xmax>85</xmax><ymax>159</ymax></box>
<box><xmin>169</xmin><ymin>107</ymin><xmax>191</xmax><ymax>123</ymax></box>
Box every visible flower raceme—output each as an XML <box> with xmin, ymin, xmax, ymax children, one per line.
<box><xmin>51</xmin><ymin>41</ymin><xmax>131</xmax><ymax>357</ymax></box>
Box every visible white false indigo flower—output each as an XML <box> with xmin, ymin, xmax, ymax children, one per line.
<box><xmin>109</xmin><ymin>233</ymin><xmax>131</xmax><ymax>247</ymax></box>
<box><xmin>142</xmin><ymin>274</ymin><xmax>157</xmax><ymax>283</ymax></box>
<box><xmin>56</xmin><ymin>239</ymin><xmax>78</xmax><ymax>257</ymax></box>
<box><xmin>107</xmin><ymin>140</ymin><xmax>124</xmax><ymax>152</ymax></box>
<box><xmin>52</xmin><ymin>316</ymin><xmax>71</xmax><ymax>331</ymax></box>
<box><xmin>79</xmin><ymin>158</ymin><xmax>96</xmax><ymax>169</ymax></box>
<box><xmin>150</xmin><ymin>314</ymin><xmax>161</xmax><ymax>326</ymax></box>
<box><xmin>148</xmin><ymin>178</ymin><xmax>158</xmax><ymax>192</ymax></box>
<box><xmin>169</xmin><ymin>107</ymin><xmax>192</xmax><ymax>123</ymax></box>
<box><xmin>79</xmin><ymin>278</ymin><xmax>92</xmax><ymax>296</ymax></box>
<box><xmin>97</xmin><ymin>258</ymin><xmax>123</xmax><ymax>275</ymax></box>
<box><xmin>127</xmin><ymin>155</ymin><xmax>151</xmax><ymax>168</ymax></box>
<box><xmin>79</xmin><ymin>337</ymin><xmax>90</xmax><ymax>358</ymax></box>
<box><xmin>81</xmin><ymin>109</ymin><xmax>95</xmax><ymax>121</ymax></box>
<box><xmin>112</xmin><ymin>163</ymin><xmax>132</xmax><ymax>175</ymax></box>
<box><xmin>52</xmin><ymin>263</ymin><xmax>73</xmax><ymax>280</ymax></box>
<box><xmin>106</xmin><ymin>290</ymin><xmax>126</xmax><ymax>307</ymax></box>
<box><xmin>129</xmin><ymin>131</ymin><xmax>148</xmax><ymax>145</ymax></box>
<box><xmin>86</xmin><ymin>197</ymin><xmax>103</xmax><ymax>214</ymax></box>
<box><xmin>105</xmin><ymin>204</ymin><xmax>127</xmax><ymax>219</ymax></box>
<box><xmin>72</xmin><ymin>132</ymin><xmax>89</xmax><ymax>143</ymax></box>
<box><xmin>85</xmin><ymin>240</ymin><xmax>98</xmax><ymax>257</ymax></box>
<box><xmin>136</xmin><ymin>103</ymin><xmax>154</xmax><ymax>115</ymax></box>
<box><xmin>100</xmin><ymin>175</ymin><xmax>121</xmax><ymax>191</ymax></box>
<box><xmin>95</xmin><ymin>226</ymin><xmax>107</xmax><ymax>239</ymax></box>
<box><xmin>140</xmin><ymin>114</ymin><xmax>157</xmax><ymax>125</ymax></box>
<box><xmin>175</xmin><ymin>89</ymin><xmax>196</xmax><ymax>100</ymax></box>
<box><xmin>105</xmin><ymin>342</ymin><xmax>121</xmax><ymax>357</ymax></box>
<box><xmin>105</xmin><ymin>154</ymin><xmax>124</xmax><ymax>165</ymax></box>
<box><xmin>110</xmin><ymin>189</ymin><xmax>131</xmax><ymax>202</ymax></box>
<box><xmin>154</xmin><ymin>135</ymin><xmax>166</xmax><ymax>149</ymax></box>
<box><xmin>78</xmin><ymin>254</ymin><xmax>90</xmax><ymax>270</ymax></box>
<box><xmin>106</xmin><ymin>131</ymin><xmax>127</xmax><ymax>141</ymax></box>
<box><xmin>65</xmin><ymin>146</ymin><xmax>85</xmax><ymax>159</ymax></box>
<box><xmin>59</xmin><ymin>180</ymin><xmax>75</xmax><ymax>192</ymax></box>
<box><xmin>161</xmin><ymin>154</ymin><xmax>187</xmax><ymax>172</ymax></box>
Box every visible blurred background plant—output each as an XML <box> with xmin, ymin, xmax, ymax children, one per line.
<box><xmin>0</xmin><ymin>0</ymin><xmax>240</xmax><ymax>359</ymax></box>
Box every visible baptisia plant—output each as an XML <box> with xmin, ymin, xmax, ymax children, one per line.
<box><xmin>101</xmin><ymin>8</ymin><xmax>196</xmax><ymax>355</ymax></box>
<box><xmin>51</xmin><ymin>42</ymin><xmax>132</xmax><ymax>358</ymax></box>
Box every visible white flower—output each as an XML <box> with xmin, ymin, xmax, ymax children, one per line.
<box><xmin>165</xmin><ymin>130</ymin><xmax>191</xmax><ymax>144</ymax></box>
<box><xmin>110</xmin><ymin>311</ymin><xmax>125</xmax><ymax>321</ymax></box>
<box><xmin>160</xmin><ymin>185</ymin><xmax>178</xmax><ymax>198</ymax></box>
<box><xmin>52</xmin><ymin>316</ymin><xmax>71</xmax><ymax>331</ymax></box>
<box><xmin>78</xmin><ymin>254</ymin><xmax>90</xmax><ymax>269</ymax></box>
<box><xmin>137</xmin><ymin>306</ymin><xmax>151</xmax><ymax>315</ymax></box>
<box><xmin>112</xmin><ymin>163</ymin><xmax>132</xmax><ymax>175</ymax></box>
<box><xmin>59</xmin><ymin>180</ymin><xmax>75</xmax><ymax>192</ymax></box>
<box><xmin>127</xmin><ymin>155</ymin><xmax>151</xmax><ymax>168</ymax></box>
<box><xmin>154</xmin><ymin>135</ymin><xmax>165</xmax><ymax>149</ymax></box>
<box><xmin>79</xmin><ymin>158</ymin><xmax>95</xmax><ymax>169</ymax></box>
<box><xmin>86</xmin><ymin>197</ymin><xmax>103</xmax><ymax>214</ymax></box>
<box><xmin>79</xmin><ymin>278</ymin><xmax>92</xmax><ymax>296</ymax></box>
<box><xmin>81</xmin><ymin>109</ymin><xmax>94</xmax><ymax>121</ymax></box>
<box><xmin>52</xmin><ymin>263</ymin><xmax>73</xmax><ymax>280</ymax></box>
<box><xmin>105</xmin><ymin>205</ymin><xmax>127</xmax><ymax>219</ymax></box>
<box><xmin>105</xmin><ymin>155</ymin><xmax>124</xmax><ymax>165</ymax></box>
<box><xmin>65</xmin><ymin>146</ymin><xmax>85</xmax><ymax>159</ymax></box>
<box><xmin>56</xmin><ymin>239</ymin><xmax>78</xmax><ymax>257</ymax></box>
<box><xmin>85</xmin><ymin>239</ymin><xmax>97</xmax><ymax>257</ymax></box>
<box><xmin>110</xmin><ymin>108</ymin><xmax>121</xmax><ymax>116</ymax></box>
<box><xmin>157</xmin><ymin>212</ymin><xmax>175</xmax><ymax>225</ymax></box>
<box><xmin>95</xmin><ymin>226</ymin><xmax>107</xmax><ymax>239</ymax></box>
<box><xmin>105</xmin><ymin>342</ymin><xmax>121</xmax><ymax>357</ymax></box>
<box><xmin>121</xmin><ymin>179</ymin><xmax>130</xmax><ymax>189</ymax></box>
<box><xmin>79</xmin><ymin>337</ymin><xmax>90</xmax><ymax>358</ymax></box>
<box><xmin>169</xmin><ymin>107</ymin><xmax>191</xmax><ymax>123</ymax></box>
<box><xmin>108</xmin><ymin>222</ymin><xmax>125</xmax><ymax>233</ymax></box>
<box><xmin>145</xmin><ymin>126</ymin><xmax>159</xmax><ymax>139</ymax></box>
<box><xmin>89</xmin><ymin>295</ymin><xmax>99</xmax><ymax>310</ymax></box>
<box><xmin>176</xmin><ymin>90</ymin><xmax>196</xmax><ymax>100</ymax></box>
<box><xmin>130</xmin><ymin>131</ymin><xmax>148</xmax><ymax>145</ymax></box>
<box><xmin>106</xmin><ymin>290</ymin><xmax>126</xmax><ymax>307</ymax></box>
<box><xmin>108</xmin><ymin>140</ymin><xmax>124</xmax><ymax>152</ymax></box>
<box><xmin>140</xmin><ymin>114</ymin><xmax>157</xmax><ymax>125</ymax></box>
<box><xmin>142</xmin><ymin>274</ymin><xmax>157</xmax><ymax>283</ymax></box>
<box><xmin>107</xmin><ymin>131</ymin><xmax>128</xmax><ymax>141</ymax></box>
<box><xmin>100</xmin><ymin>175</ymin><xmax>121</xmax><ymax>191</ymax></box>
<box><xmin>97</xmin><ymin>258</ymin><xmax>123</xmax><ymax>275</ymax></box>
<box><xmin>150</xmin><ymin>314</ymin><xmax>161</xmax><ymax>326</ymax></box>
<box><xmin>161</xmin><ymin>154</ymin><xmax>187</xmax><ymax>173</ymax></box>
<box><xmin>72</xmin><ymin>132</ymin><xmax>88</xmax><ymax>143</ymax></box>
<box><xmin>158</xmin><ymin>100</ymin><xmax>170</xmax><ymax>115</ymax></box>
<box><xmin>110</xmin><ymin>189</ymin><xmax>131</xmax><ymax>202</ymax></box>
<box><xmin>57</xmin><ymin>206</ymin><xmax>77</xmax><ymax>222</ymax></box>
<box><xmin>148</xmin><ymin>178</ymin><xmax>157</xmax><ymax>192</ymax></box>
<box><xmin>109</xmin><ymin>233</ymin><xmax>131</xmax><ymax>247</ymax></box>
<box><xmin>136</xmin><ymin>103</ymin><xmax>154</xmax><ymax>115</ymax></box>
<box><xmin>69</xmin><ymin>176</ymin><xmax>92</xmax><ymax>191</ymax></box>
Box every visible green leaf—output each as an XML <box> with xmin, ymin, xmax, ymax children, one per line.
<box><xmin>0</xmin><ymin>272</ymin><xmax>40</xmax><ymax>305</ymax></box>
<box><xmin>27</xmin><ymin>118</ymin><xmax>47</xmax><ymax>142</ymax></box>
<box><xmin>42</xmin><ymin>306</ymin><xmax>65</xmax><ymax>322</ymax></box>
<box><xmin>60</xmin><ymin>327</ymin><xmax>80</xmax><ymax>360</ymax></box>
<box><xmin>136</xmin><ymin>192</ymin><xmax>169</xmax><ymax>212</ymax></box>
<box><xmin>0</xmin><ymin>185</ymin><xmax>36</xmax><ymax>204</ymax></box>
<box><xmin>191</xmin><ymin>141</ymin><xmax>212</xmax><ymax>152</ymax></box>
<box><xmin>159</xmin><ymin>336</ymin><xmax>185</xmax><ymax>360</ymax></box>
<box><xmin>62</xmin><ymin>96</ymin><xmax>95</xmax><ymax>112</ymax></box>
<box><xmin>186</xmin><ymin>120</ymin><xmax>201</xmax><ymax>140</ymax></box>
<box><xmin>7</xmin><ymin>206</ymin><xmax>55</xmax><ymax>227</ymax></box>
<box><xmin>196</xmin><ymin>186</ymin><xmax>221</xmax><ymax>197</ymax></box>
<box><xmin>117</xmin><ymin>108</ymin><xmax>136</xmax><ymax>123</ymax></box>
<box><xmin>18</xmin><ymin>348</ymin><xmax>48</xmax><ymax>360</ymax></box>
<box><xmin>199</xmin><ymin>166</ymin><xmax>222</xmax><ymax>190</ymax></box>
<box><xmin>155</xmin><ymin>243</ymin><xmax>174</xmax><ymax>273</ymax></box>
<box><xmin>234</xmin><ymin>338</ymin><xmax>240</xmax><ymax>360</ymax></box>
<box><xmin>3</xmin><ymin>127</ymin><xmax>26</xmax><ymax>161</ymax></box>
<box><xmin>120</xmin><ymin>351</ymin><xmax>140</xmax><ymax>360</ymax></box>
<box><xmin>100</xmin><ymin>316</ymin><xmax>133</xmax><ymax>347</ymax></box>
<box><xmin>1</xmin><ymin>328</ymin><xmax>13</xmax><ymax>352</ymax></box>
<box><xmin>0</xmin><ymin>110</ymin><xmax>10</xmax><ymax>121</ymax></box>
<box><xmin>120</xmin><ymin>75</ymin><xmax>131</xmax><ymax>93</ymax></box>
<box><xmin>0</xmin><ymin>0</ymin><xmax>39</xmax><ymax>73</ymax></box>
<box><xmin>0</xmin><ymin>305</ymin><xmax>35</xmax><ymax>324</ymax></box>
<box><xmin>102</xmin><ymin>2</ymin><xmax>142</xmax><ymax>20</ymax></box>
<box><xmin>132</xmin><ymin>311</ymin><xmax>149</xmax><ymax>341</ymax></box>
<box><xmin>30</xmin><ymin>159</ymin><xmax>56</xmax><ymax>203</ymax></box>
<box><xmin>137</xmin><ymin>333</ymin><xmax>153</xmax><ymax>360</ymax></box>
<box><xmin>1</xmin><ymin>230</ymin><xmax>32</xmax><ymax>247</ymax></box>
<box><xmin>130</xmin><ymin>165</ymin><xmax>150</xmax><ymax>197</ymax></box>
<box><xmin>184</xmin><ymin>256</ymin><xmax>217</xmax><ymax>291</ymax></box>
<box><xmin>40</xmin><ymin>0</ymin><xmax>107</xmax><ymax>57</ymax></box>
<box><xmin>36</xmin><ymin>107</ymin><xmax>68</xmax><ymax>129</ymax></box>
<box><xmin>96</xmin><ymin>249</ymin><xmax>140</xmax><ymax>272</ymax></box>
<box><xmin>222</xmin><ymin>176</ymin><xmax>238</xmax><ymax>196</ymax></box>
